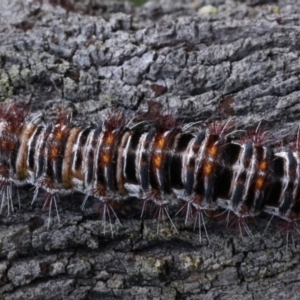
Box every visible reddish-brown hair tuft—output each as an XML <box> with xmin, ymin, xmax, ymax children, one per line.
<box><xmin>0</xmin><ymin>102</ymin><xmax>30</xmax><ymax>134</ymax></box>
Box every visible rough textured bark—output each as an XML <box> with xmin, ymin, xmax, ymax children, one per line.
<box><xmin>1</xmin><ymin>0</ymin><xmax>300</xmax><ymax>299</ymax></box>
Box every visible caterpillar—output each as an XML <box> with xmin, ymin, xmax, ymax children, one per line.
<box><xmin>0</xmin><ymin>102</ymin><xmax>300</xmax><ymax>241</ymax></box>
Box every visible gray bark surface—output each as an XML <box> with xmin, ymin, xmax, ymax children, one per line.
<box><xmin>0</xmin><ymin>0</ymin><xmax>300</xmax><ymax>299</ymax></box>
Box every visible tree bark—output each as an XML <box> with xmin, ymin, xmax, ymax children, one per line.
<box><xmin>1</xmin><ymin>0</ymin><xmax>300</xmax><ymax>299</ymax></box>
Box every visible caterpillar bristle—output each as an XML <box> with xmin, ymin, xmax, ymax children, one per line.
<box><xmin>242</xmin><ymin>122</ymin><xmax>271</xmax><ymax>146</ymax></box>
<box><xmin>156</xmin><ymin>111</ymin><xmax>180</xmax><ymax>133</ymax></box>
<box><xmin>42</xmin><ymin>193</ymin><xmax>60</xmax><ymax>229</ymax></box>
<box><xmin>275</xmin><ymin>218</ymin><xmax>300</xmax><ymax>252</ymax></box>
<box><xmin>94</xmin><ymin>198</ymin><xmax>122</xmax><ymax>237</ymax></box>
<box><xmin>192</xmin><ymin>209</ymin><xmax>210</xmax><ymax>244</ymax></box>
<box><xmin>0</xmin><ymin>180</ymin><xmax>14</xmax><ymax>216</ymax></box>
<box><xmin>227</xmin><ymin>213</ymin><xmax>255</xmax><ymax>239</ymax></box>
<box><xmin>0</xmin><ymin>102</ymin><xmax>30</xmax><ymax>134</ymax></box>
<box><xmin>207</xmin><ymin>119</ymin><xmax>234</xmax><ymax>137</ymax></box>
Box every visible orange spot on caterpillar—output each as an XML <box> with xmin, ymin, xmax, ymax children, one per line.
<box><xmin>49</xmin><ymin>144</ymin><xmax>60</xmax><ymax>160</ymax></box>
<box><xmin>203</xmin><ymin>161</ymin><xmax>213</xmax><ymax>176</ymax></box>
<box><xmin>54</xmin><ymin>130</ymin><xmax>64</xmax><ymax>140</ymax></box>
<box><xmin>104</xmin><ymin>132</ymin><xmax>114</xmax><ymax>145</ymax></box>
<box><xmin>153</xmin><ymin>154</ymin><xmax>163</xmax><ymax>168</ymax></box>
<box><xmin>102</xmin><ymin>153</ymin><xmax>111</xmax><ymax>164</ymax></box>
<box><xmin>207</xmin><ymin>145</ymin><xmax>218</xmax><ymax>157</ymax></box>
<box><xmin>255</xmin><ymin>177</ymin><xmax>264</xmax><ymax>190</ymax></box>
<box><xmin>155</xmin><ymin>136</ymin><xmax>165</xmax><ymax>149</ymax></box>
<box><xmin>258</xmin><ymin>160</ymin><xmax>267</xmax><ymax>172</ymax></box>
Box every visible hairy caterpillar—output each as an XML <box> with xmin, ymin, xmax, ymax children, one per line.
<box><xmin>0</xmin><ymin>102</ymin><xmax>300</xmax><ymax>241</ymax></box>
